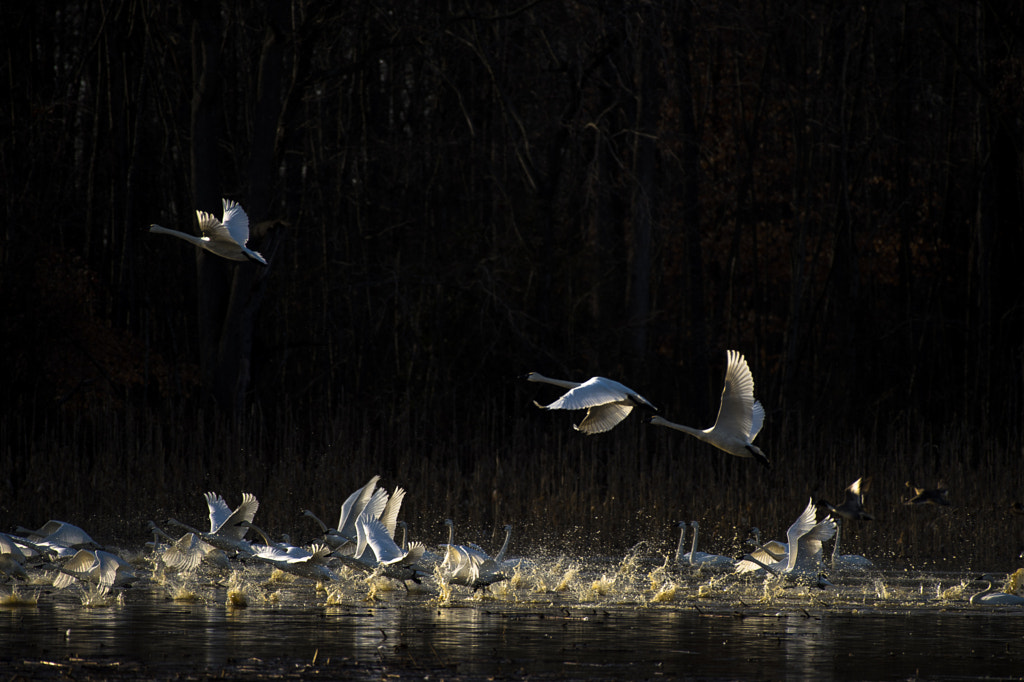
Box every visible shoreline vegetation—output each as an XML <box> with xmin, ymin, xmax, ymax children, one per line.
<box><xmin>3</xmin><ymin>398</ymin><xmax>1018</xmax><ymax>572</ymax></box>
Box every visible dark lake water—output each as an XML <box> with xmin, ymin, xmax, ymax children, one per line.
<box><xmin>3</xmin><ymin>553</ymin><xmax>1024</xmax><ymax>681</ymax></box>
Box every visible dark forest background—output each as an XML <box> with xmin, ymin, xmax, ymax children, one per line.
<box><xmin>2</xmin><ymin>1</ymin><xmax>1023</xmax><ymax>569</ymax></box>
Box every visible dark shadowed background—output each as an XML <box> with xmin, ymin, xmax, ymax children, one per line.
<box><xmin>2</xmin><ymin>1</ymin><xmax>1022</xmax><ymax>569</ymax></box>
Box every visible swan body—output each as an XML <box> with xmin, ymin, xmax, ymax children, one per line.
<box><xmin>647</xmin><ymin>350</ymin><xmax>768</xmax><ymax>467</ymax></box>
<box><xmin>16</xmin><ymin>521</ymin><xmax>100</xmax><ymax>550</ymax></box>
<box><xmin>525</xmin><ymin>372</ymin><xmax>657</xmax><ymax>434</ymax></box>
<box><xmin>0</xmin><ymin>532</ymin><xmax>29</xmax><ymax>579</ymax></box>
<box><xmin>146</xmin><ymin>521</ymin><xmax>217</xmax><ymax>572</ymax></box>
<box><xmin>904</xmin><ymin>481</ymin><xmax>950</xmax><ymax>506</ymax></box>
<box><xmin>150</xmin><ymin>198</ymin><xmax>267</xmax><ymax>264</ymax></box>
<box><xmin>735</xmin><ymin>498</ymin><xmax>835</xmax><ymax>575</ymax></box>
<box><xmin>355</xmin><ymin>515</ymin><xmax>426</xmax><ymax>570</ymax></box>
<box><xmin>676</xmin><ymin>521</ymin><xmax>734</xmax><ymax>568</ymax></box>
<box><xmin>440</xmin><ymin>519</ymin><xmax>491</xmax><ymax>566</ymax></box>
<box><xmin>970</xmin><ymin>575</ymin><xmax>1024</xmax><ymax>605</ymax></box>
<box><xmin>166</xmin><ymin>491</ymin><xmax>259</xmax><ymax>557</ymax></box>
<box><xmin>253</xmin><ymin>542</ymin><xmax>340</xmax><ymax>582</ymax></box>
<box><xmin>439</xmin><ymin>545</ymin><xmax>509</xmax><ymax>592</ymax></box>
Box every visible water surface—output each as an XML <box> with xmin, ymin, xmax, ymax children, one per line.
<box><xmin>3</xmin><ymin>558</ymin><xmax>1023</xmax><ymax>680</ymax></box>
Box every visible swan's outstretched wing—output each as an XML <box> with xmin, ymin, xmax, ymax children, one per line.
<box><xmin>749</xmin><ymin>400</ymin><xmax>765</xmax><ymax>441</ymax></box>
<box><xmin>220</xmin><ymin>198</ymin><xmax>251</xmax><ymax>246</ymax></box>
<box><xmin>576</xmin><ymin>403</ymin><xmax>634</xmax><ymax>434</ymax></box>
<box><xmin>535</xmin><ymin>377</ymin><xmax>629</xmax><ymax>411</ymax></box>
<box><xmin>360</xmin><ymin>516</ymin><xmax>405</xmax><ymax>565</ymax></box>
<box><xmin>195</xmin><ymin>208</ymin><xmax>234</xmax><ymax>244</ymax></box>
<box><xmin>338</xmin><ymin>475</ymin><xmax>381</xmax><ymax>535</ymax></box>
<box><xmin>216</xmin><ymin>493</ymin><xmax>260</xmax><ymax>541</ymax></box>
<box><xmin>711</xmin><ymin>351</ymin><xmax>755</xmax><ymax>439</ymax></box>
<box><xmin>785</xmin><ymin>498</ymin><xmax>819</xmax><ymax>572</ymax></box>
<box><xmin>205</xmin><ymin>493</ymin><xmax>233</xmax><ymax>534</ymax></box>
<box><xmin>379</xmin><ymin>487</ymin><xmax>405</xmax><ymax>539</ymax></box>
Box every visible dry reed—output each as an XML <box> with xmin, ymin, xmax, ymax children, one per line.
<box><xmin>1</xmin><ymin>395</ymin><xmax>1021</xmax><ymax>573</ymax></box>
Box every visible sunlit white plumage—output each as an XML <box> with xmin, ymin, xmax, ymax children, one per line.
<box><xmin>647</xmin><ymin>350</ymin><xmax>768</xmax><ymax>467</ymax></box>
<box><xmin>252</xmin><ymin>542</ymin><xmax>340</xmax><ymax>582</ymax></box>
<box><xmin>525</xmin><ymin>372</ymin><xmax>657</xmax><ymax>434</ymax></box>
<box><xmin>166</xmin><ymin>492</ymin><xmax>259</xmax><ymax>556</ymax></box>
<box><xmin>969</xmin><ymin>575</ymin><xmax>1024</xmax><ymax>605</ymax></box>
<box><xmin>15</xmin><ymin>520</ymin><xmax>101</xmax><ymax>550</ymax></box>
<box><xmin>736</xmin><ymin>498</ymin><xmax>835</xmax><ymax>575</ymax></box>
<box><xmin>0</xmin><ymin>532</ymin><xmax>30</xmax><ymax>579</ymax></box>
<box><xmin>52</xmin><ymin>549</ymin><xmax>134</xmax><ymax>589</ymax></box>
<box><xmin>150</xmin><ymin>198</ymin><xmax>267</xmax><ymax>264</ymax></box>
<box><xmin>675</xmin><ymin>521</ymin><xmax>734</xmax><ymax>568</ymax></box>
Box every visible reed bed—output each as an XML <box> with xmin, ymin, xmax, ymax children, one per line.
<box><xmin>2</xmin><ymin>393</ymin><xmax>1021</xmax><ymax>573</ymax></box>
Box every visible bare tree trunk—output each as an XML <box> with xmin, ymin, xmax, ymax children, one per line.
<box><xmin>625</xmin><ymin>7</ymin><xmax>658</xmax><ymax>371</ymax></box>
<box><xmin>190</xmin><ymin>2</ymin><xmax>286</xmax><ymax>414</ymax></box>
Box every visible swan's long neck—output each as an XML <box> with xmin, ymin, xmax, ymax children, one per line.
<box><xmin>689</xmin><ymin>522</ymin><xmax>700</xmax><ymax>565</ymax></box>
<box><xmin>675</xmin><ymin>524</ymin><xmax>687</xmax><ymax>563</ymax></box>
<box><xmin>526</xmin><ymin>373</ymin><xmax>581</xmax><ymax>390</ymax></box>
<box><xmin>399</xmin><ymin>523</ymin><xmax>408</xmax><ymax>551</ymax></box>
<box><xmin>495</xmin><ymin>526</ymin><xmax>512</xmax><ymax>563</ymax></box>
<box><xmin>149</xmin><ymin>224</ymin><xmax>205</xmax><ymax>247</ymax></box>
<box><xmin>831</xmin><ymin>518</ymin><xmax>842</xmax><ymax>567</ymax></box>
<box><xmin>649</xmin><ymin>416</ymin><xmax>709</xmax><ymax>441</ymax></box>
<box><xmin>970</xmin><ymin>581</ymin><xmax>994</xmax><ymax>605</ymax></box>
<box><xmin>245</xmin><ymin>522</ymin><xmax>274</xmax><ymax>547</ymax></box>
<box><xmin>446</xmin><ymin>521</ymin><xmax>454</xmax><ymax>548</ymax></box>
<box><xmin>303</xmin><ymin>510</ymin><xmax>330</xmax><ymax>534</ymax></box>
<box><xmin>166</xmin><ymin>518</ymin><xmax>203</xmax><ymax>537</ymax></box>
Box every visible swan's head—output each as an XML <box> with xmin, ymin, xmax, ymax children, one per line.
<box><xmin>503</xmin><ymin>524</ymin><xmax>512</xmax><ymax>532</ymax></box>
<box><xmin>521</xmin><ymin>372</ymin><xmax>539</xmax><ymax>382</ymax></box>
<box><xmin>676</xmin><ymin>520</ymin><xmax>687</xmax><ymax>529</ymax></box>
<box><xmin>690</xmin><ymin>520</ymin><xmax>699</xmax><ymax>530</ymax></box>
<box><xmin>444</xmin><ymin>519</ymin><xmax>454</xmax><ymax>528</ymax></box>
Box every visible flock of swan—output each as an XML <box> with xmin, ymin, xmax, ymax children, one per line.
<box><xmin>0</xmin><ymin>206</ymin><xmax>994</xmax><ymax>608</ymax></box>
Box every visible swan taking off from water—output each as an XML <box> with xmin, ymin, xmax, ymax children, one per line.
<box><xmin>675</xmin><ymin>521</ymin><xmax>734</xmax><ymax>568</ymax></box>
<box><xmin>150</xmin><ymin>198</ymin><xmax>267</xmax><ymax>264</ymax></box>
<box><xmin>166</xmin><ymin>492</ymin><xmax>259</xmax><ymax>556</ymax></box>
<box><xmin>15</xmin><ymin>520</ymin><xmax>101</xmax><ymax>551</ymax></box>
<box><xmin>524</xmin><ymin>372</ymin><xmax>657</xmax><ymax>434</ymax></box>
<box><xmin>735</xmin><ymin>498</ymin><xmax>835</xmax><ymax>575</ymax></box>
<box><xmin>647</xmin><ymin>350</ymin><xmax>768</xmax><ymax>467</ymax></box>
<box><xmin>52</xmin><ymin>549</ymin><xmax>135</xmax><ymax>589</ymax></box>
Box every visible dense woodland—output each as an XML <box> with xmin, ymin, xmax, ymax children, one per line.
<box><xmin>2</xmin><ymin>1</ymin><xmax>1023</xmax><ymax>567</ymax></box>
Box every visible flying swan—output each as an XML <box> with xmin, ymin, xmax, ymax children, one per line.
<box><xmin>150</xmin><ymin>198</ymin><xmax>267</xmax><ymax>264</ymax></box>
<box><xmin>524</xmin><ymin>372</ymin><xmax>657</xmax><ymax>434</ymax></box>
<box><xmin>647</xmin><ymin>350</ymin><xmax>768</xmax><ymax>467</ymax></box>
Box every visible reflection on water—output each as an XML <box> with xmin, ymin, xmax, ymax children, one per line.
<box><xmin>3</xmin><ymin>559</ymin><xmax>1024</xmax><ymax>680</ymax></box>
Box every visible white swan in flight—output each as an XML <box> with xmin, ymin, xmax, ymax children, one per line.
<box><xmin>969</xmin><ymin>575</ymin><xmax>1024</xmax><ymax>605</ymax></box>
<box><xmin>150</xmin><ymin>198</ymin><xmax>267</xmax><ymax>264</ymax></box>
<box><xmin>524</xmin><ymin>372</ymin><xmax>657</xmax><ymax>434</ymax></box>
<box><xmin>675</xmin><ymin>521</ymin><xmax>734</xmax><ymax>568</ymax></box>
<box><xmin>735</xmin><ymin>498</ymin><xmax>835</xmax><ymax>575</ymax></box>
<box><xmin>647</xmin><ymin>350</ymin><xmax>768</xmax><ymax>467</ymax></box>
